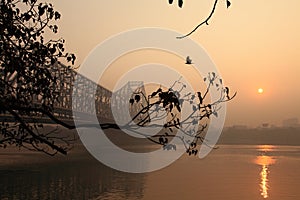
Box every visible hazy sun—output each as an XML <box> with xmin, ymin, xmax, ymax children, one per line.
<box><xmin>258</xmin><ymin>88</ymin><xmax>264</xmax><ymax>94</ymax></box>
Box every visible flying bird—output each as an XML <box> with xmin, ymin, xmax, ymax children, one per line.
<box><xmin>185</xmin><ymin>56</ymin><xmax>193</xmax><ymax>65</ymax></box>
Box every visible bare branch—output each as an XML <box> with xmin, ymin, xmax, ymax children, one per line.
<box><xmin>177</xmin><ymin>0</ymin><xmax>219</xmax><ymax>39</ymax></box>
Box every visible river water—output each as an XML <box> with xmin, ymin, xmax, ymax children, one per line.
<box><xmin>0</xmin><ymin>144</ymin><xmax>300</xmax><ymax>200</ymax></box>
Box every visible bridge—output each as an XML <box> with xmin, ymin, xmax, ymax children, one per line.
<box><xmin>0</xmin><ymin>62</ymin><xmax>145</xmax><ymax>125</ymax></box>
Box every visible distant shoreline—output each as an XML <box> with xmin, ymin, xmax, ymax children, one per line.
<box><xmin>218</xmin><ymin>127</ymin><xmax>300</xmax><ymax>146</ymax></box>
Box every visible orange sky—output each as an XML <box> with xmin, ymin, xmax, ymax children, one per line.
<box><xmin>49</xmin><ymin>0</ymin><xmax>300</xmax><ymax>127</ymax></box>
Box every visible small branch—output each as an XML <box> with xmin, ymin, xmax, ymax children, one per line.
<box><xmin>177</xmin><ymin>0</ymin><xmax>219</xmax><ymax>39</ymax></box>
<box><xmin>5</xmin><ymin>106</ymin><xmax>67</xmax><ymax>155</ymax></box>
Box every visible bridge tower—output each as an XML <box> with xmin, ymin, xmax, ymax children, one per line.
<box><xmin>111</xmin><ymin>81</ymin><xmax>148</xmax><ymax>125</ymax></box>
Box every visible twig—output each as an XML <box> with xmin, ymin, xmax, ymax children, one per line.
<box><xmin>177</xmin><ymin>0</ymin><xmax>219</xmax><ymax>39</ymax></box>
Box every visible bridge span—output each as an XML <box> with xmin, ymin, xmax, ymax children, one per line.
<box><xmin>1</xmin><ymin>63</ymin><xmax>145</xmax><ymax>125</ymax></box>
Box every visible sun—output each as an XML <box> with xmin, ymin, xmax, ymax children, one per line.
<box><xmin>258</xmin><ymin>88</ymin><xmax>264</xmax><ymax>94</ymax></box>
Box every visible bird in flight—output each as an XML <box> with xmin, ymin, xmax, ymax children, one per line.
<box><xmin>185</xmin><ymin>56</ymin><xmax>193</xmax><ymax>65</ymax></box>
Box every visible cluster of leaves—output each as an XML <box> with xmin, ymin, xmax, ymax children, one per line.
<box><xmin>128</xmin><ymin>73</ymin><xmax>236</xmax><ymax>156</ymax></box>
<box><xmin>129</xmin><ymin>85</ymin><xmax>183</xmax><ymax>128</ymax></box>
<box><xmin>0</xmin><ymin>0</ymin><xmax>76</xmax><ymax>155</ymax></box>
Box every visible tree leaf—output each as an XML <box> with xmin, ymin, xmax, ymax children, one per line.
<box><xmin>193</xmin><ymin>105</ymin><xmax>197</xmax><ymax>111</ymax></box>
<box><xmin>226</xmin><ymin>0</ymin><xmax>231</xmax><ymax>8</ymax></box>
<box><xmin>134</xmin><ymin>95</ymin><xmax>141</xmax><ymax>102</ymax></box>
<box><xmin>213</xmin><ymin>112</ymin><xmax>218</xmax><ymax>118</ymax></box>
<box><xmin>178</xmin><ymin>0</ymin><xmax>183</xmax><ymax>8</ymax></box>
<box><xmin>129</xmin><ymin>98</ymin><xmax>134</xmax><ymax>105</ymax></box>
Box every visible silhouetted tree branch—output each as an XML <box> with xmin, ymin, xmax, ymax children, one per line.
<box><xmin>1</xmin><ymin>0</ymin><xmax>236</xmax><ymax>156</ymax></box>
<box><xmin>126</xmin><ymin>73</ymin><xmax>236</xmax><ymax>156</ymax></box>
<box><xmin>175</xmin><ymin>0</ymin><xmax>232</xmax><ymax>39</ymax></box>
<box><xmin>0</xmin><ymin>0</ymin><xmax>76</xmax><ymax>155</ymax></box>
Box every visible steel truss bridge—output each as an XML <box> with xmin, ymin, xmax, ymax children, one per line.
<box><xmin>0</xmin><ymin>63</ymin><xmax>145</xmax><ymax>125</ymax></box>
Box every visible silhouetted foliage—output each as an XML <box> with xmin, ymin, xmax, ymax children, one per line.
<box><xmin>127</xmin><ymin>74</ymin><xmax>236</xmax><ymax>156</ymax></box>
<box><xmin>168</xmin><ymin>0</ymin><xmax>183</xmax><ymax>8</ymax></box>
<box><xmin>0</xmin><ymin>0</ymin><xmax>236</xmax><ymax>156</ymax></box>
<box><xmin>0</xmin><ymin>0</ymin><xmax>76</xmax><ymax>155</ymax></box>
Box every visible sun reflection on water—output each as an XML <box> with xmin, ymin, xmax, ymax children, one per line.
<box><xmin>254</xmin><ymin>145</ymin><xmax>277</xmax><ymax>199</ymax></box>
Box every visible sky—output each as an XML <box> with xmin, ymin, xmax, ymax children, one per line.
<box><xmin>48</xmin><ymin>0</ymin><xmax>300</xmax><ymax>127</ymax></box>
